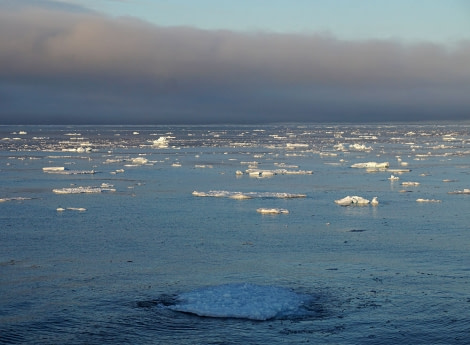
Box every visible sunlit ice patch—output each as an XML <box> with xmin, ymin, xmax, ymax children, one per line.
<box><xmin>166</xmin><ymin>283</ymin><xmax>319</xmax><ymax>321</ymax></box>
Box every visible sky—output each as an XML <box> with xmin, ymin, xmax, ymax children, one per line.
<box><xmin>1</xmin><ymin>0</ymin><xmax>469</xmax><ymax>124</ymax></box>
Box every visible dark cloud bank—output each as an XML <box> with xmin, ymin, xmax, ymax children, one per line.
<box><xmin>1</xmin><ymin>3</ymin><xmax>469</xmax><ymax>124</ymax></box>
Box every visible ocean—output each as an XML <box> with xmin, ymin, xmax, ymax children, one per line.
<box><xmin>1</xmin><ymin>123</ymin><xmax>469</xmax><ymax>344</ymax></box>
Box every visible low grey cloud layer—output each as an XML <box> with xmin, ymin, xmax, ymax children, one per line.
<box><xmin>1</xmin><ymin>4</ymin><xmax>469</xmax><ymax>124</ymax></box>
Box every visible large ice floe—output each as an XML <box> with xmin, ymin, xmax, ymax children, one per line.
<box><xmin>192</xmin><ymin>190</ymin><xmax>307</xmax><ymax>199</ymax></box>
<box><xmin>334</xmin><ymin>196</ymin><xmax>378</xmax><ymax>206</ymax></box>
<box><xmin>167</xmin><ymin>283</ymin><xmax>314</xmax><ymax>321</ymax></box>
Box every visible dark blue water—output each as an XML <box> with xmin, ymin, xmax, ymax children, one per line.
<box><xmin>1</xmin><ymin>124</ymin><xmax>469</xmax><ymax>344</ymax></box>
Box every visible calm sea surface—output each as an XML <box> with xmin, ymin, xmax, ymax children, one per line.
<box><xmin>1</xmin><ymin>123</ymin><xmax>469</xmax><ymax>344</ymax></box>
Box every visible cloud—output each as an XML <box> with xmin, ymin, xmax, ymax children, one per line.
<box><xmin>1</xmin><ymin>4</ymin><xmax>469</xmax><ymax>124</ymax></box>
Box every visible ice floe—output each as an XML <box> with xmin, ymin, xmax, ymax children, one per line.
<box><xmin>0</xmin><ymin>197</ymin><xmax>33</xmax><ymax>203</ymax></box>
<box><xmin>168</xmin><ymin>283</ymin><xmax>313</xmax><ymax>321</ymax></box>
<box><xmin>42</xmin><ymin>166</ymin><xmax>65</xmax><ymax>172</ymax></box>
<box><xmin>152</xmin><ymin>137</ymin><xmax>170</xmax><ymax>148</ymax></box>
<box><xmin>334</xmin><ymin>195</ymin><xmax>376</xmax><ymax>206</ymax></box>
<box><xmin>56</xmin><ymin>207</ymin><xmax>87</xmax><ymax>212</ymax></box>
<box><xmin>43</xmin><ymin>167</ymin><xmax>95</xmax><ymax>175</ymax></box>
<box><xmin>351</xmin><ymin>162</ymin><xmax>389</xmax><ymax>169</ymax></box>
<box><xmin>53</xmin><ymin>185</ymin><xmax>116</xmax><ymax>194</ymax></box>
<box><xmin>244</xmin><ymin>168</ymin><xmax>313</xmax><ymax>178</ymax></box>
<box><xmin>448</xmin><ymin>188</ymin><xmax>470</xmax><ymax>194</ymax></box>
<box><xmin>130</xmin><ymin>157</ymin><xmax>148</xmax><ymax>165</ymax></box>
<box><xmin>416</xmin><ymin>198</ymin><xmax>441</xmax><ymax>203</ymax></box>
<box><xmin>257</xmin><ymin>208</ymin><xmax>289</xmax><ymax>214</ymax></box>
<box><xmin>349</xmin><ymin>143</ymin><xmax>372</xmax><ymax>151</ymax></box>
<box><xmin>401</xmin><ymin>181</ymin><xmax>420</xmax><ymax>186</ymax></box>
<box><xmin>192</xmin><ymin>191</ymin><xmax>307</xmax><ymax>199</ymax></box>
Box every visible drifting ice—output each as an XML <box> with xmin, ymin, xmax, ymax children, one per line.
<box><xmin>351</xmin><ymin>162</ymin><xmax>389</xmax><ymax>169</ymax></box>
<box><xmin>257</xmin><ymin>208</ymin><xmax>289</xmax><ymax>214</ymax></box>
<box><xmin>335</xmin><ymin>195</ymin><xmax>377</xmax><ymax>206</ymax></box>
<box><xmin>192</xmin><ymin>190</ymin><xmax>307</xmax><ymax>199</ymax></box>
<box><xmin>53</xmin><ymin>186</ymin><xmax>116</xmax><ymax>194</ymax></box>
<box><xmin>168</xmin><ymin>283</ymin><xmax>312</xmax><ymax>321</ymax></box>
<box><xmin>152</xmin><ymin>137</ymin><xmax>170</xmax><ymax>148</ymax></box>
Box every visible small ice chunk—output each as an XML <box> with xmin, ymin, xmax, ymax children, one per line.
<box><xmin>43</xmin><ymin>167</ymin><xmax>65</xmax><ymax>172</ymax></box>
<box><xmin>257</xmin><ymin>208</ymin><xmax>289</xmax><ymax>214</ymax></box>
<box><xmin>416</xmin><ymin>198</ymin><xmax>441</xmax><ymax>203</ymax></box>
<box><xmin>401</xmin><ymin>181</ymin><xmax>420</xmax><ymax>186</ymax></box>
<box><xmin>229</xmin><ymin>193</ymin><xmax>252</xmax><ymax>200</ymax></box>
<box><xmin>351</xmin><ymin>162</ymin><xmax>389</xmax><ymax>169</ymax></box>
<box><xmin>335</xmin><ymin>195</ymin><xmax>370</xmax><ymax>206</ymax></box>
<box><xmin>349</xmin><ymin>143</ymin><xmax>372</xmax><ymax>151</ymax></box>
<box><xmin>448</xmin><ymin>188</ymin><xmax>470</xmax><ymax>194</ymax></box>
<box><xmin>131</xmin><ymin>157</ymin><xmax>148</xmax><ymax>165</ymax></box>
<box><xmin>152</xmin><ymin>137</ymin><xmax>170</xmax><ymax>148</ymax></box>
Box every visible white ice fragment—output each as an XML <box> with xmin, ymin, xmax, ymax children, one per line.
<box><xmin>388</xmin><ymin>175</ymin><xmax>400</xmax><ymax>180</ymax></box>
<box><xmin>0</xmin><ymin>197</ymin><xmax>32</xmax><ymax>203</ymax></box>
<box><xmin>192</xmin><ymin>191</ymin><xmax>306</xmax><ymax>199</ymax></box>
<box><xmin>229</xmin><ymin>193</ymin><xmax>252</xmax><ymax>200</ymax></box>
<box><xmin>43</xmin><ymin>166</ymin><xmax>65</xmax><ymax>172</ymax></box>
<box><xmin>334</xmin><ymin>143</ymin><xmax>346</xmax><ymax>151</ymax></box>
<box><xmin>401</xmin><ymin>181</ymin><xmax>420</xmax><ymax>186</ymax></box>
<box><xmin>388</xmin><ymin>169</ymin><xmax>411</xmax><ymax>173</ymax></box>
<box><xmin>416</xmin><ymin>198</ymin><xmax>441</xmax><ymax>203</ymax></box>
<box><xmin>349</xmin><ymin>143</ymin><xmax>372</xmax><ymax>151</ymax></box>
<box><xmin>448</xmin><ymin>188</ymin><xmax>470</xmax><ymax>194</ymax></box>
<box><xmin>152</xmin><ymin>137</ymin><xmax>170</xmax><ymax>148</ymax></box>
<box><xmin>52</xmin><ymin>186</ymin><xmax>116</xmax><ymax>194</ymax></box>
<box><xmin>351</xmin><ymin>162</ymin><xmax>389</xmax><ymax>169</ymax></box>
<box><xmin>334</xmin><ymin>196</ymin><xmax>370</xmax><ymax>206</ymax></box>
<box><xmin>257</xmin><ymin>208</ymin><xmax>289</xmax><ymax>214</ymax></box>
<box><xmin>131</xmin><ymin>157</ymin><xmax>148</xmax><ymax>165</ymax></box>
<box><xmin>286</xmin><ymin>143</ymin><xmax>309</xmax><ymax>149</ymax></box>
